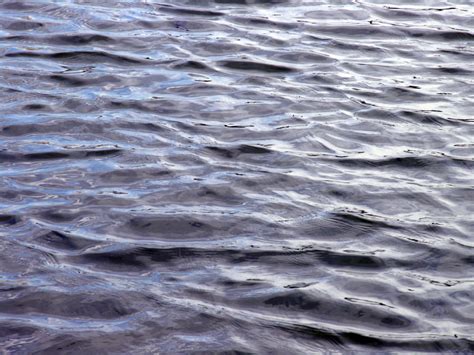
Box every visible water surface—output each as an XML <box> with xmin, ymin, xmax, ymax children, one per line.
<box><xmin>0</xmin><ymin>0</ymin><xmax>473</xmax><ymax>353</ymax></box>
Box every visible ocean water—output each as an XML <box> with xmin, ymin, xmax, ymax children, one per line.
<box><xmin>0</xmin><ymin>0</ymin><xmax>473</xmax><ymax>353</ymax></box>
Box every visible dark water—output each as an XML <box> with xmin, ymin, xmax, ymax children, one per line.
<box><xmin>1</xmin><ymin>0</ymin><xmax>473</xmax><ymax>353</ymax></box>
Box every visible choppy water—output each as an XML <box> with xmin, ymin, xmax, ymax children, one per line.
<box><xmin>0</xmin><ymin>0</ymin><xmax>473</xmax><ymax>353</ymax></box>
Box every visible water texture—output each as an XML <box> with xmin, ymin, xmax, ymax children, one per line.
<box><xmin>0</xmin><ymin>0</ymin><xmax>473</xmax><ymax>353</ymax></box>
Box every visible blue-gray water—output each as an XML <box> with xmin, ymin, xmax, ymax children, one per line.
<box><xmin>0</xmin><ymin>1</ymin><xmax>473</xmax><ymax>353</ymax></box>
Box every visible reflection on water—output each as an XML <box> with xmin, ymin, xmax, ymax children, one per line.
<box><xmin>0</xmin><ymin>0</ymin><xmax>473</xmax><ymax>352</ymax></box>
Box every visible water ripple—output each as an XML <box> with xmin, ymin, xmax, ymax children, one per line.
<box><xmin>1</xmin><ymin>0</ymin><xmax>473</xmax><ymax>353</ymax></box>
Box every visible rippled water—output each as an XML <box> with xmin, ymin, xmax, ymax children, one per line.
<box><xmin>0</xmin><ymin>0</ymin><xmax>473</xmax><ymax>353</ymax></box>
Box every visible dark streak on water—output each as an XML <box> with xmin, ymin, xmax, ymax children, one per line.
<box><xmin>0</xmin><ymin>0</ymin><xmax>473</xmax><ymax>353</ymax></box>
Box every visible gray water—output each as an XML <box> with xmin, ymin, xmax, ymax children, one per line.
<box><xmin>0</xmin><ymin>0</ymin><xmax>473</xmax><ymax>353</ymax></box>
